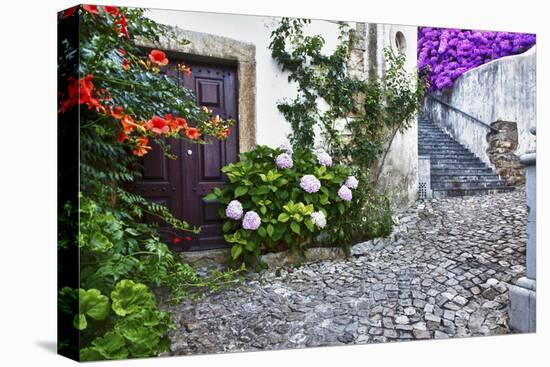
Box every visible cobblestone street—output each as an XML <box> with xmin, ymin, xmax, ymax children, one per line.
<box><xmin>168</xmin><ymin>190</ymin><xmax>527</xmax><ymax>355</ymax></box>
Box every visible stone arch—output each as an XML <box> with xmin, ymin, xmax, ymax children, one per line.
<box><xmin>137</xmin><ymin>27</ymin><xmax>257</xmax><ymax>153</ymax></box>
<box><xmin>486</xmin><ymin>120</ymin><xmax>525</xmax><ymax>186</ymax></box>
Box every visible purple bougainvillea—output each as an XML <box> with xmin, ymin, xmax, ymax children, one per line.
<box><xmin>418</xmin><ymin>27</ymin><xmax>536</xmax><ymax>91</ymax></box>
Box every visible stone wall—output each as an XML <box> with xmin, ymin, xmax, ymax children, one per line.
<box><xmin>486</xmin><ymin>121</ymin><xmax>524</xmax><ymax>186</ymax></box>
<box><xmin>423</xmin><ymin>47</ymin><xmax>536</xmax><ymax>169</ymax></box>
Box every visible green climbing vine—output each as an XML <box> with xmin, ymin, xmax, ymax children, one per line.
<box><xmin>269</xmin><ymin>18</ymin><xmax>425</xmax><ymax>246</ymax></box>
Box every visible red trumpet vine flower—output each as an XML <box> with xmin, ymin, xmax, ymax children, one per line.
<box><xmin>59</xmin><ymin>75</ymin><xmax>101</xmax><ymax>113</ymax></box>
<box><xmin>104</xmin><ymin>6</ymin><xmax>119</xmax><ymax>17</ymax></box>
<box><xmin>148</xmin><ymin>50</ymin><xmax>169</xmax><ymax>66</ymax></box>
<box><xmin>146</xmin><ymin>115</ymin><xmax>170</xmax><ymax>135</ymax></box>
<box><xmin>115</xmin><ymin>13</ymin><xmax>129</xmax><ymax>38</ymax></box>
<box><xmin>133</xmin><ymin>137</ymin><xmax>152</xmax><ymax>157</ymax></box>
<box><xmin>82</xmin><ymin>5</ymin><xmax>99</xmax><ymax>14</ymax></box>
<box><xmin>185</xmin><ymin>127</ymin><xmax>201</xmax><ymax>140</ymax></box>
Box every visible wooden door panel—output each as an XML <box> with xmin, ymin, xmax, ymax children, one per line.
<box><xmin>180</xmin><ymin>62</ymin><xmax>238</xmax><ymax>250</ymax></box>
<box><xmin>133</xmin><ymin>58</ymin><xmax>239</xmax><ymax>251</ymax></box>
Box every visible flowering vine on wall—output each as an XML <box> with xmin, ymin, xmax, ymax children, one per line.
<box><xmin>57</xmin><ymin>5</ymin><xmax>240</xmax><ymax>361</ymax></box>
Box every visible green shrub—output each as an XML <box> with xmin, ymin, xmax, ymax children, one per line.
<box><xmin>206</xmin><ymin>145</ymin><xmax>357</xmax><ymax>267</ymax></box>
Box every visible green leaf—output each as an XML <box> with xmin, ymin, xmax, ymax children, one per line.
<box><xmin>80</xmin><ymin>347</ymin><xmax>103</xmax><ymax>361</ymax></box>
<box><xmin>121</xmin><ymin>327</ymin><xmax>161</xmax><ymax>358</ymax></box>
<box><xmin>277</xmin><ymin>213</ymin><xmax>290</xmax><ymax>222</ymax></box>
<box><xmin>222</xmin><ymin>221</ymin><xmax>233</xmax><ymax>232</ymax></box>
<box><xmin>235</xmin><ymin>186</ymin><xmax>248</xmax><ymax>198</ymax></box>
<box><xmin>258</xmin><ymin>226</ymin><xmax>267</xmax><ymax>238</ymax></box>
<box><xmin>337</xmin><ymin>202</ymin><xmax>345</xmax><ymax>215</ymax></box>
<box><xmin>304</xmin><ymin>218</ymin><xmax>315</xmax><ymax>232</ymax></box>
<box><xmin>203</xmin><ymin>193</ymin><xmax>217</xmax><ymax>202</ymax></box>
<box><xmin>260</xmin><ymin>206</ymin><xmax>267</xmax><ymax>215</ymax></box>
<box><xmin>275</xmin><ymin>178</ymin><xmax>288</xmax><ymax>186</ymax></box>
<box><xmin>277</xmin><ymin>190</ymin><xmax>289</xmax><ymax>200</ymax></box>
<box><xmin>251</xmin><ymin>185</ymin><xmax>271</xmax><ymax>195</ymax></box>
<box><xmin>88</xmin><ymin>331</ymin><xmax>128</xmax><ymax>360</ymax></box>
<box><xmin>267</xmin><ymin>224</ymin><xmax>274</xmax><ymax>237</ymax></box>
<box><xmin>74</xmin><ymin>314</ymin><xmax>88</xmax><ymax>331</ymax></box>
<box><xmin>75</xmin><ymin>289</ymin><xmax>110</xmax><ymax>330</ymax></box>
<box><xmin>110</xmin><ymin>280</ymin><xmax>154</xmax><ymax>317</ymax></box>
<box><xmin>231</xmin><ymin>244</ymin><xmax>243</xmax><ymax>259</ymax></box>
<box><xmin>88</xmin><ymin>232</ymin><xmax>113</xmax><ymax>252</ymax></box>
<box><xmin>245</xmin><ymin>241</ymin><xmax>256</xmax><ymax>252</ymax></box>
<box><xmin>290</xmin><ymin>221</ymin><xmax>301</xmax><ymax>235</ymax></box>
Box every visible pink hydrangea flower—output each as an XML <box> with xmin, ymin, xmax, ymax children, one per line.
<box><xmin>242</xmin><ymin>211</ymin><xmax>261</xmax><ymax>230</ymax></box>
<box><xmin>338</xmin><ymin>185</ymin><xmax>352</xmax><ymax>202</ymax></box>
<box><xmin>225</xmin><ymin>200</ymin><xmax>243</xmax><ymax>220</ymax></box>
<box><xmin>311</xmin><ymin>211</ymin><xmax>326</xmax><ymax>229</ymax></box>
<box><xmin>275</xmin><ymin>153</ymin><xmax>293</xmax><ymax>169</ymax></box>
<box><xmin>279</xmin><ymin>142</ymin><xmax>293</xmax><ymax>155</ymax></box>
<box><xmin>315</xmin><ymin>148</ymin><xmax>333</xmax><ymax>166</ymax></box>
<box><xmin>300</xmin><ymin>175</ymin><xmax>321</xmax><ymax>194</ymax></box>
<box><xmin>345</xmin><ymin>176</ymin><xmax>359</xmax><ymax>189</ymax></box>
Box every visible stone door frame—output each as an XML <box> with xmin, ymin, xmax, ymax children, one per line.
<box><xmin>138</xmin><ymin>27</ymin><xmax>257</xmax><ymax>153</ymax></box>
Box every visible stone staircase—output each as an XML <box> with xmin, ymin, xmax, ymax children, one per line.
<box><xmin>418</xmin><ymin>118</ymin><xmax>513</xmax><ymax>198</ymax></box>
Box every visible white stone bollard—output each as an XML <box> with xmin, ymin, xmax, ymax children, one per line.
<box><xmin>418</xmin><ymin>155</ymin><xmax>432</xmax><ymax>199</ymax></box>
<box><xmin>508</xmin><ymin>129</ymin><xmax>536</xmax><ymax>333</ymax></box>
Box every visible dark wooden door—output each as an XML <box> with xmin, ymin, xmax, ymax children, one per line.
<box><xmin>133</xmin><ymin>59</ymin><xmax>239</xmax><ymax>251</ymax></box>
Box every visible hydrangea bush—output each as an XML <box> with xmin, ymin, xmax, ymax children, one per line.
<box><xmin>418</xmin><ymin>27</ymin><xmax>536</xmax><ymax>91</ymax></box>
<box><xmin>205</xmin><ymin>145</ymin><xmax>358</xmax><ymax>266</ymax></box>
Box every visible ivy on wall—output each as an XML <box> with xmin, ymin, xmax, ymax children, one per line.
<box><xmin>269</xmin><ymin>18</ymin><xmax>425</xmax><ymax>245</ymax></box>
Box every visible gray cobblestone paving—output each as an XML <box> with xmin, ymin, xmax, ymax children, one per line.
<box><xmin>167</xmin><ymin>190</ymin><xmax>527</xmax><ymax>355</ymax></box>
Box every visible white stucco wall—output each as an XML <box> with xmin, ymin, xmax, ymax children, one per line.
<box><xmin>424</xmin><ymin>46</ymin><xmax>537</xmax><ymax>168</ymax></box>
<box><xmin>146</xmin><ymin>9</ymin><xmax>421</xmax><ymax>207</ymax></box>
<box><xmin>146</xmin><ymin>9</ymin><xmax>344</xmax><ymax>148</ymax></box>
<box><xmin>370</xmin><ymin>24</ymin><xmax>420</xmax><ymax>207</ymax></box>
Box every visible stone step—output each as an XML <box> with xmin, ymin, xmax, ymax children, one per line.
<box><xmin>424</xmin><ymin>153</ymin><xmax>475</xmax><ymax>159</ymax></box>
<box><xmin>418</xmin><ymin>126</ymin><xmax>444</xmax><ymax>131</ymax></box>
<box><xmin>431</xmin><ymin>168</ymin><xmax>494</xmax><ymax>175</ymax></box>
<box><xmin>432</xmin><ymin>186</ymin><xmax>514</xmax><ymax>198</ymax></box>
<box><xmin>420</xmin><ymin>147</ymin><xmax>470</xmax><ymax>153</ymax></box>
<box><xmin>431</xmin><ymin>180</ymin><xmax>507</xmax><ymax>190</ymax></box>
<box><xmin>419</xmin><ymin>142</ymin><xmax>457</xmax><ymax>146</ymax></box>
<box><xmin>420</xmin><ymin>142</ymin><xmax>467</xmax><ymax>148</ymax></box>
<box><xmin>431</xmin><ymin>163</ymin><xmax>489</xmax><ymax>170</ymax></box>
<box><xmin>421</xmin><ymin>137</ymin><xmax>459</xmax><ymax>143</ymax></box>
<box><xmin>418</xmin><ymin>130</ymin><xmax>449</xmax><ymax>137</ymax></box>
<box><xmin>419</xmin><ymin>139</ymin><xmax>460</xmax><ymax>145</ymax></box>
<box><xmin>431</xmin><ymin>158</ymin><xmax>482</xmax><ymax>165</ymax></box>
<box><xmin>419</xmin><ymin>148</ymin><xmax>472</xmax><ymax>154</ymax></box>
<box><xmin>432</xmin><ymin>173</ymin><xmax>501</xmax><ymax>181</ymax></box>
<box><xmin>418</xmin><ymin>117</ymin><xmax>510</xmax><ymax>198</ymax></box>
